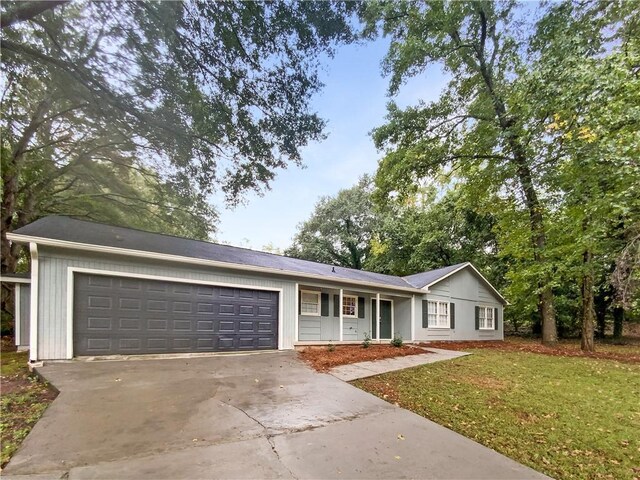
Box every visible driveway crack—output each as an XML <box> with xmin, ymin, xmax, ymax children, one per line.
<box><xmin>220</xmin><ymin>400</ymin><xmax>298</xmax><ymax>479</ymax></box>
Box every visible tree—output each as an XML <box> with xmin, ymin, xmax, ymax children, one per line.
<box><xmin>286</xmin><ymin>176</ymin><xmax>377</xmax><ymax>269</ymax></box>
<box><xmin>520</xmin><ymin>0</ymin><xmax>640</xmax><ymax>350</ymax></box>
<box><xmin>1</xmin><ymin>0</ymin><xmax>358</xmax><ymax>270</ymax></box>
<box><xmin>1</xmin><ymin>1</ymin><xmax>359</xmax><ymax>333</ymax></box>
<box><xmin>363</xmin><ymin>1</ymin><xmax>559</xmax><ymax>344</ymax></box>
<box><xmin>366</xmin><ymin>187</ymin><xmax>502</xmax><ymax>280</ymax></box>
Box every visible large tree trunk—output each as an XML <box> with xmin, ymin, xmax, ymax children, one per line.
<box><xmin>469</xmin><ymin>20</ymin><xmax>558</xmax><ymax>345</ymax></box>
<box><xmin>581</xmin><ymin>250</ymin><xmax>595</xmax><ymax>352</ymax></box>
<box><xmin>612</xmin><ymin>306</ymin><xmax>624</xmax><ymax>339</ymax></box>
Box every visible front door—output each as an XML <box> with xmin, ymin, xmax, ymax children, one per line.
<box><xmin>371</xmin><ymin>299</ymin><xmax>393</xmax><ymax>339</ymax></box>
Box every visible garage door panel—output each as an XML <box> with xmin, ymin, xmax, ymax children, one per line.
<box><xmin>74</xmin><ymin>274</ymin><xmax>278</xmax><ymax>356</ymax></box>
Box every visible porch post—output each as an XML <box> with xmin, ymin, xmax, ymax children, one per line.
<box><xmin>376</xmin><ymin>293</ymin><xmax>381</xmax><ymax>342</ymax></box>
<box><xmin>339</xmin><ymin>288</ymin><xmax>344</xmax><ymax>341</ymax></box>
<box><xmin>294</xmin><ymin>283</ymin><xmax>299</xmax><ymax>342</ymax></box>
<box><xmin>411</xmin><ymin>294</ymin><xmax>416</xmax><ymax>342</ymax></box>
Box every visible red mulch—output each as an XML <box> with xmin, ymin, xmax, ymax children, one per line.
<box><xmin>420</xmin><ymin>339</ymin><xmax>640</xmax><ymax>364</ymax></box>
<box><xmin>299</xmin><ymin>344</ymin><xmax>429</xmax><ymax>372</ymax></box>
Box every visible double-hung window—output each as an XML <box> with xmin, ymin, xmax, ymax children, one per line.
<box><xmin>478</xmin><ymin>306</ymin><xmax>494</xmax><ymax>329</ymax></box>
<box><xmin>300</xmin><ymin>290</ymin><xmax>321</xmax><ymax>316</ymax></box>
<box><xmin>427</xmin><ymin>301</ymin><xmax>450</xmax><ymax>328</ymax></box>
<box><xmin>342</xmin><ymin>295</ymin><xmax>357</xmax><ymax>317</ymax></box>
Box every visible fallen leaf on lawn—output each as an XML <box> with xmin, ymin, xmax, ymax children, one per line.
<box><xmin>397</xmin><ymin>434</ymin><xmax>405</xmax><ymax>440</ymax></box>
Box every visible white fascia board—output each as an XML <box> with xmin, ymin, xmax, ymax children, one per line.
<box><xmin>6</xmin><ymin>233</ymin><xmax>425</xmax><ymax>295</ymax></box>
<box><xmin>0</xmin><ymin>276</ymin><xmax>31</xmax><ymax>284</ymax></box>
<box><xmin>424</xmin><ymin>262</ymin><xmax>508</xmax><ymax>305</ymax></box>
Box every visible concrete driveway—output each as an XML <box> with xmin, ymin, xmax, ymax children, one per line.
<box><xmin>5</xmin><ymin>352</ymin><xmax>547</xmax><ymax>479</ymax></box>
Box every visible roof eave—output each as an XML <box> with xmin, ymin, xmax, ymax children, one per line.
<box><xmin>7</xmin><ymin>233</ymin><xmax>425</xmax><ymax>294</ymax></box>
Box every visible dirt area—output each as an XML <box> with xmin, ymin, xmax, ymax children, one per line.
<box><xmin>299</xmin><ymin>344</ymin><xmax>429</xmax><ymax>372</ymax></box>
<box><xmin>420</xmin><ymin>338</ymin><xmax>640</xmax><ymax>364</ymax></box>
<box><xmin>1</xmin><ymin>337</ymin><xmax>58</xmax><ymax>468</ymax></box>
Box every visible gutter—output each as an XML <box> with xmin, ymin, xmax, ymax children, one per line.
<box><xmin>6</xmin><ymin>233</ymin><xmax>425</xmax><ymax>295</ymax></box>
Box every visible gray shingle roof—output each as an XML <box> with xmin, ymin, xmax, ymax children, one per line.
<box><xmin>402</xmin><ymin>263</ymin><xmax>469</xmax><ymax>289</ymax></box>
<box><xmin>11</xmin><ymin>216</ymin><xmax>418</xmax><ymax>290</ymax></box>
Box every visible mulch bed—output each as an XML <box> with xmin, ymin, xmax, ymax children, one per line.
<box><xmin>299</xmin><ymin>344</ymin><xmax>429</xmax><ymax>372</ymax></box>
<box><xmin>420</xmin><ymin>339</ymin><xmax>640</xmax><ymax>364</ymax></box>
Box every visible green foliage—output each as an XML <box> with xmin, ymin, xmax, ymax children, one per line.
<box><xmin>327</xmin><ymin>343</ymin><xmax>336</xmax><ymax>352</ymax></box>
<box><xmin>362</xmin><ymin>331</ymin><xmax>372</xmax><ymax>348</ymax></box>
<box><xmin>361</xmin><ymin>0</ymin><xmax>640</xmax><ymax>335</ymax></box>
<box><xmin>355</xmin><ymin>345</ymin><xmax>640</xmax><ymax>480</ymax></box>
<box><xmin>286</xmin><ymin>176</ymin><xmax>378</xmax><ymax>269</ymax></box>
<box><xmin>390</xmin><ymin>333</ymin><xmax>403</xmax><ymax>348</ymax></box>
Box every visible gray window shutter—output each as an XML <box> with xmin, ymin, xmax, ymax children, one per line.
<box><xmin>321</xmin><ymin>293</ymin><xmax>329</xmax><ymax>317</ymax></box>
<box><xmin>475</xmin><ymin>306</ymin><xmax>480</xmax><ymax>330</ymax></box>
<box><xmin>494</xmin><ymin>307</ymin><xmax>499</xmax><ymax>330</ymax></box>
<box><xmin>333</xmin><ymin>295</ymin><xmax>340</xmax><ymax>317</ymax></box>
<box><xmin>358</xmin><ymin>297</ymin><xmax>365</xmax><ymax>318</ymax></box>
<box><xmin>450</xmin><ymin>302</ymin><xmax>455</xmax><ymax>329</ymax></box>
<box><xmin>422</xmin><ymin>300</ymin><xmax>429</xmax><ymax>328</ymax></box>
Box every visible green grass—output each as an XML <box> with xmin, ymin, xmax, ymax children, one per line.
<box><xmin>354</xmin><ymin>349</ymin><xmax>640</xmax><ymax>480</ymax></box>
<box><xmin>1</xmin><ymin>350</ymin><xmax>56</xmax><ymax>467</ymax></box>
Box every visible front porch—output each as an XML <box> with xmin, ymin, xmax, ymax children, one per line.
<box><xmin>294</xmin><ymin>283</ymin><xmax>415</xmax><ymax>344</ymax></box>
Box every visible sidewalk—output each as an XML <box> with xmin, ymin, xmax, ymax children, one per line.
<box><xmin>329</xmin><ymin>347</ymin><xmax>470</xmax><ymax>381</ymax></box>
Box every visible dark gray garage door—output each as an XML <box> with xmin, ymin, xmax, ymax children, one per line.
<box><xmin>73</xmin><ymin>274</ymin><xmax>279</xmax><ymax>356</ymax></box>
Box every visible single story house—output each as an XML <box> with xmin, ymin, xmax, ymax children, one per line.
<box><xmin>6</xmin><ymin>216</ymin><xmax>506</xmax><ymax>362</ymax></box>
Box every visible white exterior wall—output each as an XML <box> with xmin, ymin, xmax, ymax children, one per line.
<box><xmin>35</xmin><ymin>246</ymin><xmax>297</xmax><ymax>360</ymax></box>
<box><xmin>414</xmin><ymin>268</ymin><xmax>504</xmax><ymax>341</ymax></box>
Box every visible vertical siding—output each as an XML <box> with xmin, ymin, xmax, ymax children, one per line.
<box><xmin>17</xmin><ymin>285</ymin><xmax>30</xmax><ymax>347</ymax></box>
<box><xmin>414</xmin><ymin>268</ymin><xmax>504</xmax><ymax>341</ymax></box>
<box><xmin>37</xmin><ymin>247</ymin><xmax>296</xmax><ymax>360</ymax></box>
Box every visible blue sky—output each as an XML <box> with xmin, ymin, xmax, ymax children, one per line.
<box><xmin>214</xmin><ymin>37</ymin><xmax>448</xmax><ymax>251</ymax></box>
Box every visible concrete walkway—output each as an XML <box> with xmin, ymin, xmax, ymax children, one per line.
<box><xmin>4</xmin><ymin>351</ymin><xmax>547</xmax><ymax>480</ymax></box>
<box><xmin>329</xmin><ymin>347</ymin><xmax>470</xmax><ymax>381</ymax></box>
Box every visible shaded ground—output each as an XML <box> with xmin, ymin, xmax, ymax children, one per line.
<box><xmin>0</xmin><ymin>343</ymin><xmax>57</xmax><ymax>468</ymax></box>
<box><xmin>299</xmin><ymin>344</ymin><xmax>428</xmax><ymax>372</ymax></box>
<box><xmin>355</xmin><ymin>342</ymin><xmax>640</xmax><ymax>480</ymax></box>
<box><xmin>420</xmin><ymin>337</ymin><xmax>640</xmax><ymax>364</ymax></box>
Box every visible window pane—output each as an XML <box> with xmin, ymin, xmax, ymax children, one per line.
<box><xmin>343</xmin><ymin>296</ymin><xmax>356</xmax><ymax>316</ymax></box>
<box><xmin>428</xmin><ymin>301</ymin><xmax>437</xmax><ymax>314</ymax></box>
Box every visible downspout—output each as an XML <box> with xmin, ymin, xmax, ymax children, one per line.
<box><xmin>29</xmin><ymin>242</ymin><xmax>39</xmax><ymax>363</ymax></box>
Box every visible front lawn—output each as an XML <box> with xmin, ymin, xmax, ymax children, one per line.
<box><xmin>0</xmin><ymin>350</ymin><xmax>57</xmax><ymax>468</ymax></box>
<box><xmin>354</xmin><ymin>342</ymin><xmax>640</xmax><ymax>480</ymax></box>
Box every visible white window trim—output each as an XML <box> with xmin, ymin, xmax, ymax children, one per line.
<box><xmin>478</xmin><ymin>305</ymin><xmax>495</xmax><ymax>330</ymax></box>
<box><xmin>342</xmin><ymin>294</ymin><xmax>358</xmax><ymax>318</ymax></box>
<box><xmin>300</xmin><ymin>289</ymin><xmax>321</xmax><ymax>317</ymax></box>
<box><xmin>427</xmin><ymin>300</ymin><xmax>450</xmax><ymax>329</ymax></box>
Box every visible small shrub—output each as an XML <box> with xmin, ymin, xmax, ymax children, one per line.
<box><xmin>362</xmin><ymin>332</ymin><xmax>371</xmax><ymax>348</ymax></box>
<box><xmin>327</xmin><ymin>343</ymin><xmax>336</xmax><ymax>352</ymax></box>
<box><xmin>391</xmin><ymin>333</ymin><xmax>403</xmax><ymax>348</ymax></box>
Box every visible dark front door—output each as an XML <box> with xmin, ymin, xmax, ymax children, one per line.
<box><xmin>73</xmin><ymin>273</ymin><xmax>278</xmax><ymax>356</ymax></box>
<box><xmin>371</xmin><ymin>299</ymin><xmax>393</xmax><ymax>339</ymax></box>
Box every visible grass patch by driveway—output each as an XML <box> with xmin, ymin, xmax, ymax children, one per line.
<box><xmin>1</xmin><ymin>350</ymin><xmax>57</xmax><ymax>468</ymax></box>
<box><xmin>354</xmin><ymin>345</ymin><xmax>640</xmax><ymax>480</ymax></box>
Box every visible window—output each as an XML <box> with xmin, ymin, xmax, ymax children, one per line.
<box><xmin>478</xmin><ymin>306</ymin><xmax>494</xmax><ymax>329</ymax></box>
<box><xmin>428</xmin><ymin>301</ymin><xmax>450</xmax><ymax>328</ymax></box>
<box><xmin>300</xmin><ymin>290</ymin><xmax>320</xmax><ymax>316</ymax></box>
<box><xmin>342</xmin><ymin>295</ymin><xmax>357</xmax><ymax>317</ymax></box>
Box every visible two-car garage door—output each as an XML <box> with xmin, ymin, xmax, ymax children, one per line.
<box><xmin>73</xmin><ymin>273</ymin><xmax>279</xmax><ymax>356</ymax></box>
